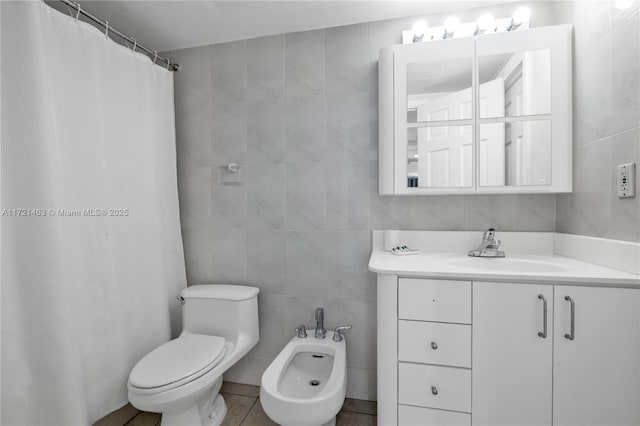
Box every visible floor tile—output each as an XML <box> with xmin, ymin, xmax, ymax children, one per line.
<box><xmin>336</xmin><ymin>411</ymin><xmax>377</xmax><ymax>426</ymax></box>
<box><xmin>240</xmin><ymin>400</ymin><xmax>278</xmax><ymax>426</ymax></box>
<box><xmin>221</xmin><ymin>381</ymin><xmax>261</xmax><ymax>398</ymax></box>
<box><xmin>221</xmin><ymin>394</ymin><xmax>257</xmax><ymax>426</ymax></box>
<box><xmin>125</xmin><ymin>412</ymin><xmax>161</xmax><ymax>426</ymax></box>
<box><xmin>93</xmin><ymin>403</ymin><xmax>139</xmax><ymax>426</ymax></box>
<box><xmin>341</xmin><ymin>399</ymin><xmax>377</xmax><ymax>416</ymax></box>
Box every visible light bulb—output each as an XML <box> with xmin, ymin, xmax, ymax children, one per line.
<box><xmin>412</xmin><ymin>20</ymin><xmax>428</xmax><ymax>42</ymax></box>
<box><xmin>512</xmin><ymin>7</ymin><xmax>531</xmax><ymax>26</ymax></box>
<box><xmin>475</xmin><ymin>13</ymin><xmax>495</xmax><ymax>34</ymax></box>
<box><xmin>614</xmin><ymin>0</ymin><xmax>634</xmax><ymax>9</ymax></box>
<box><xmin>444</xmin><ymin>16</ymin><xmax>460</xmax><ymax>38</ymax></box>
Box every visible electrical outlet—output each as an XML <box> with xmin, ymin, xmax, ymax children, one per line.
<box><xmin>617</xmin><ymin>163</ymin><xmax>636</xmax><ymax>198</ymax></box>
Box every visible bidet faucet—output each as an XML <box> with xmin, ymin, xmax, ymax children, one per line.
<box><xmin>314</xmin><ymin>308</ymin><xmax>326</xmax><ymax>339</ymax></box>
<box><xmin>333</xmin><ymin>325</ymin><xmax>352</xmax><ymax>342</ymax></box>
<box><xmin>468</xmin><ymin>228</ymin><xmax>505</xmax><ymax>258</ymax></box>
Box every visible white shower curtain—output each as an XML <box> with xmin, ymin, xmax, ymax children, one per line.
<box><xmin>1</xmin><ymin>2</ymin><xmax>187</xmax><ymax>424</ymax></box>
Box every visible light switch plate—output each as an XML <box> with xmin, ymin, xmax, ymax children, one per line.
<box><xmin>617</xmin><ymin>163</ymin><xmax>636</xmax><ymax>198</ymax></box>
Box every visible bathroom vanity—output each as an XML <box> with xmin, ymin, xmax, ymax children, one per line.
<box><xmin>369</xmin><ymin>231</ymin><xmax>640</xmax><ymax>426</ymax></box>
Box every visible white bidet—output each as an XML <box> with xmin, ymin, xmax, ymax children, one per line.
<box><xmin>260</xmin><ymin>330</ymin><xmax>347</xmax><ymax>426</ymax></box>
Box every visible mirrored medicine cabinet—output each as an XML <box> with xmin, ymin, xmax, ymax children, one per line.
<box><xmin>379</xmin><ymin>24</ymin><xmax>573</xmax><ymax>195</ymax></box>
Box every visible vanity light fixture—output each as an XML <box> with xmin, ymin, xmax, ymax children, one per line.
<box><xmin>508</xmin><ymin>7</ymin><xmax>531</xmax><ymax>31</ymax></box>
<box><xmin>443</xmin><ymin>16</ymin><xmax>461</xmax><ymax>39</ymax></box>
<box><xmin>412</xmin><ymin>20</ymin><xmax>428</xmax><ymax>42</ymax></box>
<box><xmin>614</xmin><ymin>0</ymin><xmax>634</xmax><ymax>9</ymax></box>
<box><xmin>474</xmin><ymin>13</ymin><xmax>495</xmax><ymax>35</ymax></box>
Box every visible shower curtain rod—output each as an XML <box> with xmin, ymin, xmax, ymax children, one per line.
<box><xmin>56</xmin><ymin>0</ymin><xmax>180</xmax><ymax>72</ymax></box>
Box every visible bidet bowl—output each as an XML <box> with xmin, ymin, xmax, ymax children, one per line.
<box><xmin>260</xmin><ymin>331</ymin><xmax>347</xmax><ymax>426</ymax></box>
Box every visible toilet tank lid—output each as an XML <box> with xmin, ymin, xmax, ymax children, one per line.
<box><xmin>181</xmin><ymin>284</ymin><xmax>260</xmax><ymax>301</ymax></box>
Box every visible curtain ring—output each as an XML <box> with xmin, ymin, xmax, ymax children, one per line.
<box><xmin>153</xmin><ymin>51</ymin><xmax>158</xmax><ymax>64</ymax></box>
<box><xmin>132</xmin><ymin>38</ymin><xmax>137</xmax><ymax>53</ymax></box>
<box><xmin>75</xmin><ymin>4</ymin><xmax>81</xmax><ymax>21</ymax></box>
<box><xmin>104</xmin><ymin>21</ymin><xmax>109</xmax><ymax>39</ymax></box>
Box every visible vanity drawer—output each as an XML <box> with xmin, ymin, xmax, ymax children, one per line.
<box><xmin>398</xmin><ymin>321</ymin><xmax>471</xmax><ymax>368</ymax></box>
<box><xmin>398</xmin><ymin>363</ymin><xmax>471</xmax><ymax>413</ymax></box>
<box><xmin>399</xmin><ymin>405</ymin><xmax>471</xmax><ymax>426</ymax></box>
<box><xmin>399</xmin><ymin>278</ymin><xmax>471</xmax><ymax>324</ymax></box>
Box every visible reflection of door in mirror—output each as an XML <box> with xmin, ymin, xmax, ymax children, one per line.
<box><xmin>415</xmin><ymin>90</ymin><xmax>472</xmax><ymax>188</ymax></box>
<box><xmin>479</xmin><ymin>79</ymin><xmax>506</xmax><ymax>187</ymax></box>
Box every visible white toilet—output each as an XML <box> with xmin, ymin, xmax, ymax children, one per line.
<box><xmin>260</xmin><ymin>324</ymin><xmax>349</xmax><ymax>426</ymax></box>
<box><xmin>127</xmin><ymin>284</ymin><xmax>259</xmax><ymax>426</ymax></box>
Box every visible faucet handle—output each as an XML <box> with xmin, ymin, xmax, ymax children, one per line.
<box><xmin>333</xmin><ymin>325</ymin><xmax>352</xmax><ymax>342</ymax></box>
<box><xmin>295</xmin><ymin>324</ymin><xmax>307</xmax><ymax>338</ymax></box>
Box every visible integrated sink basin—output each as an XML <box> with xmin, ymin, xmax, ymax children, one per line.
<box><xmin>452</xmin><ymin>258</ymin><xmax>568</xmax><ymax>273</ymax></box>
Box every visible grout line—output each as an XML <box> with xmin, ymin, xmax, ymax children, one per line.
<box><xmin>238</xmin><ymin>398</ymin><xmax>259</xmax><ymax>426</ymax></box>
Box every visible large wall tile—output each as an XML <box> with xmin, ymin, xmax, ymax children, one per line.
<box><xmin>285</xmin><ymin>231</ymin><xmax>327</xmax><ymax>298</ymax></box>
<box><xmin>211</xmin><ymin>41</ymin><xmax>246</xmax><ymax>103</ymax></box>
<box><xmin>247</xmin><ymin>229</ymin><xmax>287</xmax><ymax>294</ymax></box>
<box><xmin>210</xmin><ymin>227</ymin><xmax>247</xmax><ymax>283</ymax></box>
<box><xmin>285</xmin><ymin>29</ymin><xmax>325</xmax><ymax>97</ymax></box>
<box><xmin>611</xmin><ymin>11</ymin><xmax>640</xmax><ymax>134</ymax></box>
<box><xmin>368</xmin><ymin>160</ymin><xmax>414</xmax><ymax>229</ymax></box>
<box><xmin>175</xmin><ymin>46</ymin><xmax>212</xmax><ymax>166</ymax></box>
<box><xmin>412</xmin><ymin>196</ymin><xmax>465</xmax><ymax>230</ymax></box>
<box><xmin>211</xmin><ymin>100</ymin><xmax>247</xmax><ymax>165</ymax></box>
<box><xmin>326</xmin><ymin>161</ymin><xmax>369</xmax><ymax>230</ymax></box>
<box><xmin>325</xmin><ymin>231</ymin><xmax>376</xmax><ymax>301</ymax></box>
<box><xmin>248</xmin><ymin>96</ymin><xmax>285</xmax><ymax>164</ymax></box>
<box><xmin>247</xmin><ymin>164</ymin><xmax>285</xmax><ymax>229</ymax></box>
<box><xmin>177</xmin><ymin>163</ymin><xmax>211</xmax><ymax>229</ymax></box>
<box><xmin>464</xmin><ymin>195</ymin><xmax>518</xmax><ymax>231</ymax></box>
<box><xmin>515</xmin><ymin>195</ymin><xmax>556</xmax><ymax>232</ymax></box>
<box><xmin>181</xmin><ymin>226</ymin><xmax>212</xmax><ymax>284</ymax></box>
<box><xmin>285</xmin><ymin>163</ymin><xmax>326</xmax><ymax>229</ymax></box>
<box><xmin>326</xmin><ymin>91</ymin><xmax>370</xmax><ymax>162</ymax></box>
<box><xmin>251</xmin><ymin>293</ymin><xmax>289</xmax><ymax>359</ymax></box>
<box><xmin>211</xmin><ymin>169</ymin><xmax>247</xmax><ymax>228</ymax></box>
<box><xmin>286</xmin><ymin>96</ymin><xmax>326</xmax><ymax>163</ymax></box>
<box><xmin>326</xmin><ymin>24</ymin><xmax>369</xmax><ymax>94</ymax></box>
<box><xmin>325</xmin><ymin>298</ymin><xmax>377</xmax><ymax>370</ymax></box>
<box><xmin>247</xmin><ymin>35</ymin><xmax>285</xmax><ymax>100</ymax></box>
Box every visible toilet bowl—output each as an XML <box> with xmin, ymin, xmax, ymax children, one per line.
<box><xmin>127</xmin><ymin>284</ymin><xmax>259</xmax><ymax>426</ymax></box>
<box><xmin>260</xmin><ymin>331</ymin><xmax>347</xmax><ymax>426</ymax></box>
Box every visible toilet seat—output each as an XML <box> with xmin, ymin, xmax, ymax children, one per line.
<box><xmin>129</xmin><ymin>334</ymin><xmax>227</xmax><ymax>394</ymax></box>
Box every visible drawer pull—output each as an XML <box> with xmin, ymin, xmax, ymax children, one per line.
<box><xmin>431</xmin><ymin>386</ymin><xmax>438</xmax><ymax>395</ymax></box>
<box><xmin>537</xmin><ymin>294</ymin><xmax>548</xmax><ymax>338</ymax></box>
<box><xmin>564</xmin><ymin>295</ymin><xmax>575</xmax><ymax>341</ymax></box>
<box><xmin>430</xmin><ymin>341</ymin><xmax>438</xmax><ymax>350</ymax></box>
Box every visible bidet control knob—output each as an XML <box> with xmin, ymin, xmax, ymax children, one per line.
<box><xmin>296</xmin><ymin>324</ymin><xmax>307</xmax><ymax>338</ymax></box>
<box><xmin>333</xmin><ymin>325</ymin><xmax>352</xmax><ymax>342</ymax></box>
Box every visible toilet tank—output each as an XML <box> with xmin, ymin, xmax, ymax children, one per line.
<box><xmin>180</xmin><ymin>285</ymin><xmax>259</xmax><ymax>346</ymax></box>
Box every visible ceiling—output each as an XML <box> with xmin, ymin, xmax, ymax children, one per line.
<box><xmin>47</xmin><ymin>0</ymin><xmax>506</xmax><ymax>52</ymax></box>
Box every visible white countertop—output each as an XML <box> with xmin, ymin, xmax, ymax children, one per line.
<box><xmin>368</xmin><ymin>249</ymin><xmax>640</xmax><ymax>287</ymax></box>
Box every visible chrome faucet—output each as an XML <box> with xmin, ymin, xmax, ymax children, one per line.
<box><xmin>468</xmin><ymin>228</ymin><xmax>505</xmax><ymax>258</ymax></box>
<box><xmin>314</xmin><ymin>308</ymin><xmax>327</xmax><ymax>339</ymax></box>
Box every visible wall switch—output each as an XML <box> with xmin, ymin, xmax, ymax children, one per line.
<box><xmin>617</xmin><ymin>163</ymin><xmax>636</xmax><ymax>198</ymax></box>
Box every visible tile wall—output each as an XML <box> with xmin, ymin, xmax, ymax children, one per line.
<box><xmin>554</xmin><ymin>1</ymin><xmax>640</xmax><ymax>242</ymax></box>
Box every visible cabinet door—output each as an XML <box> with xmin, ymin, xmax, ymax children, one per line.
<box><xmin>553</xmin><ymin>286</ymin><xmax>640</xmax><ymax>426</ymax></box>
<box><xmin>472</xmin><ymin>282</ymin><xmax>553</xmax><ymax>426</ymax></box>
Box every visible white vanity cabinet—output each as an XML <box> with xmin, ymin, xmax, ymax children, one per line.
<box><xmin>378</xmin><ymin>24</ymin><xmax>572</xmax><ymax>195</ymax></box>
<box><xmin>473</xmin><ymin>283</ymin><xmax>640</xmax><ymax>426</ymax></box>
<box><xmin>378</xmin><ymin>276</ymin><xmax>640</xmax><ymax>426</ymax></box>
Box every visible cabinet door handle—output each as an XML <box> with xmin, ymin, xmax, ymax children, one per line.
<box><xmin>564</xmin><ymin>295</ymin><xmax>575</xmax><ymax>341</ymax></box>
<box><xmin>537</xmin><ymin>294</ymin><xmax>547</xmax><ymax>338</ymax></box>
<box><xmin>430</xmin><ymin>341</ymin><xmax>438</xmax><ymax>350</ymax></box>
<box><xmin>431</xmin><ymin>386</ymin><xmax>438</xmax><ymax>395</ymax></box>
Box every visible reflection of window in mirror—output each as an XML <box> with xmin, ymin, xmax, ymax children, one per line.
<box><xmin>478</xmin><ymin>50</ymin><xmax>551</xmax><ymax>119</ymax></box>
<box><xmin>407</xmin><ymin>58</ymin><xmax>473</xmax><ymax>122</ymax></box>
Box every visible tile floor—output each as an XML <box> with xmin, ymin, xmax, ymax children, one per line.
<box><xmin>94</xmin><ymin>382</ymin><xmax>377</xmax><ymax>426</ymax></box>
